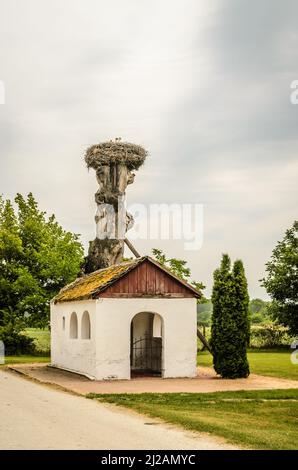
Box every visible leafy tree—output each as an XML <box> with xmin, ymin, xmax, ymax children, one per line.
<box><xmin>249</xmin><ymin>298</ymin><xmax>270</xmax><ymax>324</ymax></box>
<box><xmin>250</xmin><ymin>298</ymin><xmax>266</xmax><ymax>314</ymax></box>
<box><xmin>210</xmin><ymin>254</ymin><xmax>250</xmax><ymax>378</ymax></box>
<box><xmin>151</xmin><ymin>248</ymin><xmax>205</xmax><ymax>292</ymax></box>
<box><xmin>262</xmin><ymin>221</ymin><xmax>298</xmax><ymax>336</ymax></box>
<box><xmin>250</xmin><ymin>312</ymin><xmax>265</xmax><ymax>324</ymax></box>
<box><xmin>0</xmin><ymin>193</ymin><xmax>84</xmax><ymax>333</ymax></box>
<box><xmin>0</xmin><ymin>307</ymin><xmax>35</xmax><ymax>354</ymax></box>
<box><xmin>197</xmin><ymin>300</ymin><xmax>212</xmax><ymax>327</ymax></box>
<box><xmin>152</xmin><ymin>248</ymin><xmax>191</xmax><ymax>281</ymax></box>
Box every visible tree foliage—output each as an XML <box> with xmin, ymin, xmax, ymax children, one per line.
<box><xmin>197</xmin><ymin>300</ymin><xmax>212</xmax><ymax>327</ymax></box>
<box><xmin>249</xmin><ymin>298</ymin><xmax>270</xmax><ymax>324</ymax></box>
<box><xmin>262</xmin><ymin>221</ymin><xmax>298</xmax><ymax>336</ymax></box>
<box><xmin>210</xmin><ymin>254</ymin><xmax>250</xmax><ymax>378</ymax></box>
<box><xmin>151</xmin><ymin>248</ymin><xmax>205</xmax><ymax>293</ymax></box>
<box><xmin>0</xmin><ymin>193</ymin><xmax>84</xmax><ymax>331</ymax></box>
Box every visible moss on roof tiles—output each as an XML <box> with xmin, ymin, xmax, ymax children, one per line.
<box><xmin>53</xmin><ymin>258</ymin><xmax>143</xmax><ymax>303</ymax></box>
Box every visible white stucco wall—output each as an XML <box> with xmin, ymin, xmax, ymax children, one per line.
<box><xmin>95</xmin><ymin>297</ymin><xmax>197</xmax><ymax>380</ymax></box>
<box><xmin>50</xmin><ymin>300</ymin><xmax>97</xmax><ymax>379</ymax></box>
<box><xmin>50</xmin><ymin>297</ymin><xmax>197</xmax><ymax>380</ymax></box>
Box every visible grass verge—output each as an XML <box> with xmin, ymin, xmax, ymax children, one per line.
<box><xmin>88</xmin><ymin>389</ymin><xmax>298</xmax><ymax>450</ymax></box>
<box><xmin>198</xmin><ymin>349</ymin><xmax>298</xmax><ymax>380</ymax></box>
<box><xmin>0</xmin><ymin>355</ymin><xmax>50</xmax><ymax>366</ymax></box>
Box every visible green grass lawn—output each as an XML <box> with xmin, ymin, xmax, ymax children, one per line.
<box><xmin>198</xmin><ymin>349</ymin><xmax>298</xmax><ymax>380</ymax></box>
<box><xmin>24</xmin><ymin>328</ymin><xmax>50</xmax><ymax>353</ymax></box>
<box><xmin>0</xmin><ymin>355</ymin><xmax>50</xmax><ymax>366</ymax></box>
<box><xmin>89</xmin><ymin>389</ymin><xmax>298</xmax><ymax>450</ymax></box>
<box><xmin>0</xmin><ymin>328</ymin><xmax>50</xmax><ymax>365</ymax></box>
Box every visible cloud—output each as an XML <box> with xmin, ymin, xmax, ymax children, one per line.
<box><xmin>0</xmin><ymin>0</ymin><xmax>297</xmax><ymax>298</ymax></box>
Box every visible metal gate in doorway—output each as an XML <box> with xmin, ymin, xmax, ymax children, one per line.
<box><xmin>131</xmin><ymin>333</ymin><xmax>162</xmax><ymax>375</ymax></box>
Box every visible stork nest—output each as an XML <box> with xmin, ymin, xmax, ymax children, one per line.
<box><xmin>85</xmin><ymin>141</ymin><xmax>147</xmax><ymax>171</ymax></box>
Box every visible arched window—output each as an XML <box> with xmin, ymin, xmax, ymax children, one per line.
<box><xmin>70</xmin><ymin>312</ymin><xmax>78</xmax><ymax>339</ymax></box>
<box><xmin>81</xmin><ymin>311</ymin><xmax>91</xmax><ymax>339</ymax></box>
<box><xmin>153</xmin><ymin>313</ymin><xmax>162</xmax><ymax>338</ymax></box>
<box><xmin>62</xmin><ymin>316</ymin><xmax>65</xmax><ymax>331</ymax></box>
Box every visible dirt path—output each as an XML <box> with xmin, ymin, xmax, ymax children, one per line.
<box><xmin>0</xmin><ymin>370</ymin><xmax>237</xmax><ymax>450</ymax></box>
<box><xmin>7</xmin><ymin>363</ymin><xmax>298</xmax><ymax>395</ymax></box>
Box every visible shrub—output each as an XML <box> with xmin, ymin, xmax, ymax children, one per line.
<box><xmin>0</xmin><ymin>324</ymin><xmax>36</xmax><ymax>355</ymax></box>
<box><xmin>250</xmin><ymin>324</ymin><xmax>293</xmax><ymax>349</ymax></box>
<box><xmin>251</xmin><ymin>312</ymin><xmax>266</xmax><ymax>324</ymax></box>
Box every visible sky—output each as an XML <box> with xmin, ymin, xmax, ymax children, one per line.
<box><xmin>0</xmin><ymin>0</ymin><xmax>297</xmax><ymax>298</ymax></box>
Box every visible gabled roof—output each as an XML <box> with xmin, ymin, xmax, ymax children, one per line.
<box><xmin>53</xmin><ymin>256</ymin><xmax>200</xmax><ymax>303</ymax></box>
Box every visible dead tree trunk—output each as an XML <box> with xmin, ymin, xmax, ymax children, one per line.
<box><xmin>197</xmin><ymin>327</ymin><xmax>212</xmax><ymax>354</ymax></box>
<box><xmin>83</xmin><ymin>140</ymin><xmax>147</xmax><ymax>273</ymax></box>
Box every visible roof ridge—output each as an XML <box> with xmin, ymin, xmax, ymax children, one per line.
<box><xmin>85</xmin><ymin>256</ymin><xmax>147</xmax><ymax>276</ymax></box>
<box><xmin>53</xmin><ymin>254</ymin><xmax>200</xmax><ymax>303</ymax></box>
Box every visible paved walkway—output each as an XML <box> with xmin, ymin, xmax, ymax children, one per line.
<box><xmin>0</xmin><ymin>370</ymin><xmax>237</xmax><ymax>450</ymax></box>
<box><xmin>6</xmin><ymin>363</ymin><xmax>298</xmax><ymax>395</ymax></box>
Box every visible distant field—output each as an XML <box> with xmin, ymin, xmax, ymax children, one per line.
<box><xmin>24</xmin><ymin>328</ymin><xmax>51</xmax><ymax>353</ymax></box>
<box><xmin>198</xmin><ymin>350</ymin><xmax>298</xmax><ymax>380</ymax></box>
<box><xmin>91</xmin><ymin>389</ymin><xmax>298</xmax><ymax>450</ymax></box>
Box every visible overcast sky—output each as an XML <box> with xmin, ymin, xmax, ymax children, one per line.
<box><xmin>0</xmin><ymin>0</ymin><xmax>297</xmax><ymax>298</ymax></box>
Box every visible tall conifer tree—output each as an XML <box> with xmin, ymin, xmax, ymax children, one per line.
<box><xmin>211</xmin><ymin>254</ymin><xmax>250</xmax><ymax>378</ymax></box>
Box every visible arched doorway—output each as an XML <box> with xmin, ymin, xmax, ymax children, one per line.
<box><xmin>130</xmin><ymin>312</ymin><xmax>163</xmax><ymax>377</ymax></box>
